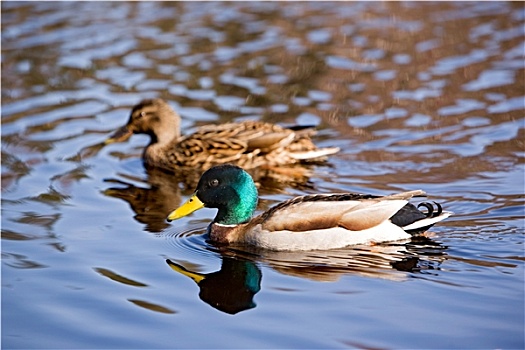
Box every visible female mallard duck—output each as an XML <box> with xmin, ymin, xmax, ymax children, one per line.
<box><xmin>167</xmin><ymin>164</ymin><xmax>452</xmax><ymax>251</ymax></box>
<box><xmin>106</xmin><ymin>98</ymin><xmax>339</xmax><ymax>171</ymax></box>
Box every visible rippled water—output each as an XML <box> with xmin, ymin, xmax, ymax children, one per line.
<box><xmin>2</xmin><ymin>2</ymin><xmax>524</xmax><ymax>349</ymax></box>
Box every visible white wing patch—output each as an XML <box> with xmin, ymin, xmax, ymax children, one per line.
<box><xmin>402</xmin><ymin>211</ymin><xmax>453</xmax><ymax>231</ymax></box>
<box><xmin>288</xmin><ymin>147</ymin><xmax>340</xmax><ymax>160</ymax></box>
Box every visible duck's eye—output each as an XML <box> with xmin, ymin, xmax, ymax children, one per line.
<box><xmin>133</xmin><ymin>111</ymin><xmax>146</xmax><ymax>120</ymax></box>
<box><xmin>210</xmin><ymin>179</ymin><xmax>219</xmax><ymax>187</ymax></box>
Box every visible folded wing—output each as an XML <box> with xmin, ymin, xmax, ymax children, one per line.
<box><xmin>258</xmin><ymin>191</ymin><xmax>425</xmax><ymax>233</ymax></box>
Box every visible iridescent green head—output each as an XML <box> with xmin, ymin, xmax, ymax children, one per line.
<box><xmin>167</xmin><ymin>164</ymin><xmax>258</xmax><ymax>225</ymax></box>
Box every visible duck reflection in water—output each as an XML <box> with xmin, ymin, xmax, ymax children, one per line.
<box><xmin>232</xmin><ymin>235</ymin><xmax>448</xmax><ymax>282</ymax></box>
<box><xmin>166</xmin><ymin>256</ymin><xmax>261</xmax><ymax>315</ymax></box>
<box><xmin>165</xmin><ymin>236</ymin><xmax>447</xmax><ymax>315</ymax></box>
<box><xmin>103</xmin><ymin>168</ymin><xmax>184</xmax><ymax>233</ymax></box>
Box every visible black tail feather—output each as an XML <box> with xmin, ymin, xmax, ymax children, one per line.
<box><xmin>417</xmin><ymin>201</ymin><xmax>442</xmax><ymax>218</ymax></box>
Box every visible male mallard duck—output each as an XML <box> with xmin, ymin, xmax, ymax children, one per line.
<box><xmin>167</xmin><ymin>164</ymin><xmax>452</xmax><ymax>251</ymax></box>
<box><xmin>106</xmin><ymin>98</ymin><xmax>339</xmax><ymax>171</ymax></box>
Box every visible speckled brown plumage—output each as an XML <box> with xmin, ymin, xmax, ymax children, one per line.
<box><xmin>107</xmin><ymin>98</ymin><xmax>340</xmax><ymax>172</ymax></box>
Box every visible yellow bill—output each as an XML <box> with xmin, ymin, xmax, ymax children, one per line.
<box><xmin>167</xmin><ymin>193</ymin><xmax>205</xmax><ymax>222</ymax></box>
<box><xmin>166</xmin><ymin>259</ymin><xmax>205</xmax><ymax>284</ymax></box>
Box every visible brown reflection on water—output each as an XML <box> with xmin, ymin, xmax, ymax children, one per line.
<box><xmin>103</xmin><ymin>168</ymin><xmax>184</xmax><ymax>233</ymax></box>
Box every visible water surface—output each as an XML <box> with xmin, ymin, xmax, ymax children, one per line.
<box><xmin>2</xmin><ymin>2</ymin><xmax>524</xmax><ymax>349</ymax></box>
